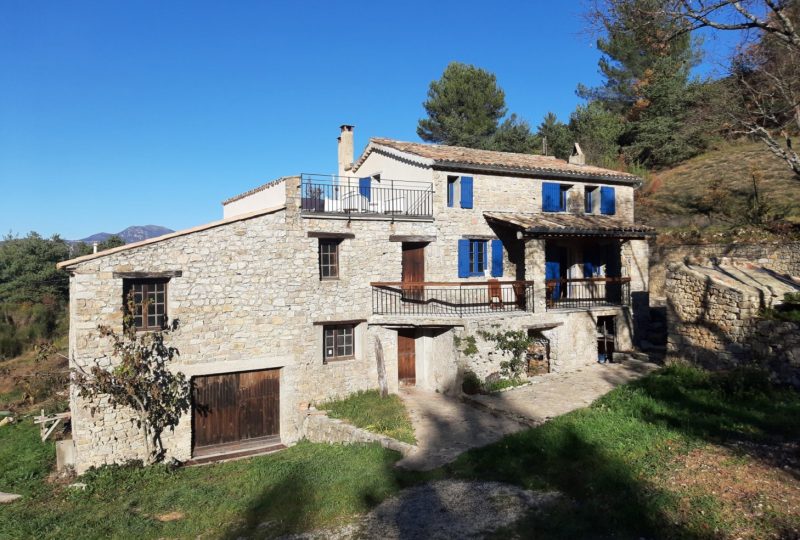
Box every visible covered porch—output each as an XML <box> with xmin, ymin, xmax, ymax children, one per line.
<box><xmin>484</xmin><ymin>211</ymin><xmax>655</xmax><ymax>312</ymax></box>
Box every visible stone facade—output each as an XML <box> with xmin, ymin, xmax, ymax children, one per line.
<box><xmin>62</xmin><ymin>140</ymin><xmax>651</xmax><ymax>473</ymax></box>
<box><xmin>666</xmin><ymin>262</ymin><xmax>800</xmax><ymax>386</ymax></box>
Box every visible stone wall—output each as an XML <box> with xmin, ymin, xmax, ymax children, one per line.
<box><xmin>652</xmin><ymin>242</ymin><xmax>800</xmax><ymax>298</ymax></box>
<box><xmin>666</xmin><ymin>262</ymin><xmax>800</xmax><ymax>386</ymax></box>
<box><xmin>301</xmin><ymin>409</ymin><xmax>415</xmax><ymax>456</ymax></box>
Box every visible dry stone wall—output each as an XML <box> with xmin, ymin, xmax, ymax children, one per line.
<box><xmin>302</xmin><ymin>409</ymin><xmax>415</xmax><ymax>456</ymax></box>
<box><xmin>667</xmin><ymin>262</ymin><xmax>800</xmax><ymax>386</ymax></box>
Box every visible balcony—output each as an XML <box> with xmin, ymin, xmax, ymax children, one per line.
<box><xmin>545</xmin><ymin>277</ymin><xmax>631</xmax><ymax>310</ymax></box>
<box><xmin>371</xmin><ymin>281</ymin><xmax>535</xmax><ymax>317</ymax></box>
<box><xmin>300</xmin><ymin>174</ymin><xmax>434</xmax><ymax>218</ymax></box>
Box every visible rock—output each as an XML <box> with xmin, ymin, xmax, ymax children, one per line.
<box><xmin>0</xmin><ymin>492</ymin><xmax>22</xmax><ymax>504</ymax></box>
<box><xmin>68</xmin><ymin>482</ymin><xmax>87</xmax><ymax>491</ymax></box>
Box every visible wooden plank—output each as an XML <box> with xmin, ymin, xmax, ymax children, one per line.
<box><xmin>312</xmin><ymin>318</ymin><xmax>366</xmax><ymax>326</ymax></box>
<box><xmin>388</xmin><ymin>235</ymin><xmax>436</xmax><ymax>242</ymax></box>
<box><xmin>307</xmin><ymin>231</ymin><xmax>355</xmax><ymax>239</ymax></box>
<box><xmin>113</xmin><ymin>271</ymin><xmax>182</xmax><ymax>279</ymax></box>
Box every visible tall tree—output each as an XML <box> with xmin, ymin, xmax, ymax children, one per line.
<box><xmin>582</xmin><ymin>0</ymin><xmax>712</xmax><ymax>167</ymax></box>
<box><xmin>0</xmin><ymin>232</ymin><xmax>70</xmax><ymax>304</ymax></box>
<box><xmin>536</xmin><ymin>112</ymin><xmax>574</xmax><ymax>160</ymax></box>
<box><xmin>569</xmin><ymin>101</ymin><xmax>625</xmax><ymax>166</ymax></box>
<box><xmin>608</xmin><ymin>0</ymin><xmax>800</xmax><ymax>177</ymax></box>
<box><xmin>417</xmin><ymin>62</ymin><xmax>537</xmax><ymax>152</ymax></box>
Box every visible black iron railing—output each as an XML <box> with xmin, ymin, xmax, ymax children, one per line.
<box><xmin>371</xmin><ymin>281</ymin><xmax>535</xmax><ymax>316</ymax></box>
<box><xmin>545</xmin><ymin>277</ymin><xmax>630</xmax><ymax>310</ymax></box>
<box><xmin>300</xmin><ymin>174</ymin><xmax>433</xmax><ymax>217</ymax></box>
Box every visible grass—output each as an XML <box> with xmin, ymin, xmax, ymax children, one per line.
<box><xmin>482</xmin><ymin>377</ymin><xmax>526</xmax><ymax>393</ymax></box>
<box><xmin>319</xmin><ymin>389</ymin><xmax>416</xmax><ymax>444</ymax></box>
<box><xmin>0</xmin><ymin>421</ymin><xmax>402</xmax><ymax>539</ymax></box>
<box><xmin>1</xmin><ymin>365</ymin><xmax>798</xmax><ymax>539</ymax></box>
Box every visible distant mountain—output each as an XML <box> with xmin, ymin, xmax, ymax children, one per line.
<box><xmin>80</xmin><ymin>225</ymin><xmax>174</xmax><ymax>244</ymax></box>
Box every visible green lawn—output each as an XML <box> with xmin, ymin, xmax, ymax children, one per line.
<box><xmin>1</xmin><ymin>365</ymin><xmax>798</xmax><ymax>539</ymax></box>
<box><xmin>320</xmin><ymin>389</ymin><xmax>416</xmax><ymax>444</ymax></box>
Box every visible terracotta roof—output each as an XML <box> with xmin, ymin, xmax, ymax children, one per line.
<box><xmin>222</xmin><ymin>177</ymin><xmax>289</xmax><ymax>205</ymax></box>
<box><xmin>353</xmin><ymin>138</ymin><xmax>640</xmax><ymax>184</ymax></box>
<box><xmin>57</xmin><ymin>205</ymin><xmax>286</xmax><ymax>270</ymax></box>
<box><xmin>484</xmin><ymin>211</ymin><xmax>655</xmax><ymax>238</ymax></box>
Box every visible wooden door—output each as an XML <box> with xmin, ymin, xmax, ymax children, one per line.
<box><xmin>402</xmin><ymin>242</ymin><xmax>425</xmax><ymax>300</ymax></box>
<box><xmin>397</xmin><ymin>330</ymin><xmax>416</xmax><ymax>386</ymax></box>
<box><xmin>192</xmin><ymin>369</ymin><xmax>280</xmax><ymax>450</ymax></box>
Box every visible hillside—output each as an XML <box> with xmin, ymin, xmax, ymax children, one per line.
<box><xmin>636</xmin><ymin>141</ymin><xmax>800</xmax><ymax>243</ymax></box>
<box><xmin>80</xmin><ymin>225</ymin><xmax>173</xmax><ymax>244</ymax></box>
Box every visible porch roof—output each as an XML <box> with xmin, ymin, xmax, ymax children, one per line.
<box><xmin>484</xmin><ymin>211</ymin><xmax>656</xmax><ymax>239</ymax></box>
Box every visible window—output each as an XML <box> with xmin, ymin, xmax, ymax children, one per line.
<box><xmin>469</xmin><ymin>239</ymin><xmax>487</xmax><ymax>275</ymax></box>
<box><xmin>319</xmin><ymin>239</ymin><xmax>340</xmax><ymax>279</ymax></box>
<box><xmin>124</xmin><ymin>279</ymin><xmax>167</xmax><ymax>330</ymax></box>
<box><xmin>323</xmin><ymin>324</ymin><xmax>354</xmax><ymax>362</ymax></box>
<box><xmin>585</xmin><ymin>186</ymin><xmax>599</xmax><ymax>214</ymax></box>
<box><xmin>542</xmin><ymin>182</ymin><xmax>571</xmax><ymax>212</ymax></box>
<box><xmin>447</xmin><ymin>176</ymin><xmax>457</xmax><ymax>207</ymax></box>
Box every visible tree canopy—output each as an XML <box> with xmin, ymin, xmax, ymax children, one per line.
<box><xmin>417</xmin><ymin>62</ymin><xmax>538</xmax><ymax>152</ymax></box>
<box><xmin>0</xmin><ymin>233</ymin><xmax>70</xmax><ymax>305</ymax></box>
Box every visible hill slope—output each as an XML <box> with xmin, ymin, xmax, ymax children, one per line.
<box><xmin>636</xmin><ymin>141</ymin><xmax>800</xmax><ymax>242</ymax></box>
<box><xmin>80</xmin><ymin>225</ymin><xmax>173</xmax><ymax>244</ymax></box>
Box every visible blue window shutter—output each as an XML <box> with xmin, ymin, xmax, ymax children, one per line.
<box><xmin>458</xmin><ymin>239</ymin><xmax>471</xmax><ymax>278</ymax></box>
<box><xmin>600</xmin><ymin>186</ymin><xmax>616</xmax><ymax>215</ymax></box>
<box><xmin>584</xmin><ymin>247</ymin><xmax>595</xmax><ymax>278</ymax></box>
<box><xmin>460</xmin><ymin>176</ymin><xmax>473</xmax><ymax>208</ymax></box>
<box><xmin>491</xmin><ymin>239</ymin><xmax>503</xmax><ymax>277</ymax></box>
<box><xmin>359</xmin><ymin>177</ymin><xmax>371</xmax><ymax>201</ymax></box>
<box><xmin>542</xmin><ymin>182</ymin><xmax>561</xmax><ymax>212</ymax></box>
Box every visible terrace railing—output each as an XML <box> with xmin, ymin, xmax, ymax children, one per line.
<box><xmin>300</xmin><ymin>174</ymin><xmax>434</xmax><ymax>218</ymax></box>
<box><xmin>371</xmin><ymin>281</ymin><xmax>535</xmax><ymax>316</ymax></box>
<box><xmin>545</xmin><ymin>277</ymin><xmax>631</xmax><ymax>310</ymax></box>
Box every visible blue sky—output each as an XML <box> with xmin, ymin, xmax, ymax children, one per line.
<box><xmin>0</xmin><ymin>1</ymin><xmax>736</xmax><ymax>239</ymax></box>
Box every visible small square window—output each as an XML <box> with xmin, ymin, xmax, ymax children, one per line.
<box><xmin>323</xmin><ymin>324</ymin><xmax>355</xmax><ymax>362</ymax></box>
<box><xmin>319</xmin><ymin>239</ymin><xmax>340</xmax><ymax>279</ymax></box>
<box><xmin>123</xmin><ymin>279</ymin><xmax>168</xmax><ymax>330</ymax></box>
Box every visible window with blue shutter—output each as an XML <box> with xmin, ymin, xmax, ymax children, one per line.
<box><xmin>543</xmin><ymin>182</ymin><xmax>569</xmax><ymax>212</ymax></box>
<box><xmin>457</xmin><ymin>239</ymin><xmax>471</xmax><ymax>278</ymax></box>
<box><xmin>359</xmin><ymin>177</ymin><xmax>371</xmax><ymax>201</ymax></box>
<box><xmin>460</xmin><ymin>176</ymin><xmax>473</xmax><ymax>209</ymax></box>
<box><xmin>490</xmin><ymin>239</ymin><xmax>503</xmax><ymax>277</ymax></box>
<box><xmin>600</xmin><ymin>186</ymin><xmax>616</xmax><ymax>215</ymax></box>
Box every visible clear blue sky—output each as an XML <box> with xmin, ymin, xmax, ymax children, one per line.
<box><xmin>0</xmin><ymin>1</ymin><xmax>734</xmax><ymax>239</ymax></box>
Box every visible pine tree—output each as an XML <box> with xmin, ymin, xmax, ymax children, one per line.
<box><xmin>417</xmin><ymin>62</ymin><xmax>537</xmax><ymax>152</ymax></box>
<box><xmin>536</xmin><ymin>112</ymin><xmax>573</xmax><ymax>160</ymax></box>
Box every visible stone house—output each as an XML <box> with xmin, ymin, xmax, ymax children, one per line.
<box><xmin>58</xmin><ymin>125</ymin><xmax>653</xmax><ymax>472</ymax></box>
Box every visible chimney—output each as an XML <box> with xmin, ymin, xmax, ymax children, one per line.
<box><xmin>568</xmin><ymin>142</ymin><xmax>585</xmax><ymax>165</ymax></box>
<box><xmin>92</xmin><ymin>241</ymin><xmax>99</xmax><ymax>254</ymax></box>
<box><xmin>337</xmin><ymin>124</ymin><xmax>354</xmax><ymax>178</ymax></box>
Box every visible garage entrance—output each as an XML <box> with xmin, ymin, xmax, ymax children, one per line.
<box><xmin>192</xmin><ymin>368</ymin><xmax>280</xmax><ymax>455</ymax></box>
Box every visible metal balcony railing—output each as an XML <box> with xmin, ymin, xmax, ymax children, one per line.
<box><xmin>370</xmin><ymin>281</ymin><xmax>535</xmax><ymax>316</ymax></box>
<box><xmin>300</xmin><ymin>174</ymin><xmax>433</xmax><ymax>218</ymax></box>
<box><xmin>545</xmin><ymin>277</ymin><xmax>631</xmax><ymax>310</ymax></box>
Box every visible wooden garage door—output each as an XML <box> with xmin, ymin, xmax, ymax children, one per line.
<box><xmin>192</xmin><ymin>369</ymin><xmax>280</xmax><ymax>449</ymax></box>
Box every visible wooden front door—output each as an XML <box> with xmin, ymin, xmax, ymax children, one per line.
<box><xmin>397</xmin><ymin>330</ymin><xmax>416</xmax><ymax>386</ymax></box>
<box><xmin>192</xmin><ymin>369</ymin><xmax>280</xmax><ymax>450</ymax></box>
<box><xmin>402</xmin><ymin>242</ymin><xmax>425</xmax><ymax>300</ymax></box>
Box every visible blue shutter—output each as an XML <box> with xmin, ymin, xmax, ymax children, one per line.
<box><xmin>542</xmin><ymin>182</ymin><xmax>561</xmax><ymax>212</ymax></box>
<box><xmin>458</xmin><ymin>239</ymin><xmax>471</xmax><ymax>278</ymax></box>
<box><xmin>490</xmin><ymin>239</ymin><xmax>503</xmax><ymax>277</ymax></box>
<box><xmin>447</xmin><ymin>180</ymin><xmax>454</xmax><ymax>207</ymax></box>
<box><xmin>600</xmin><ymin>186</ymin><xmax>616</xmax><ymax>215</ymax></box>
<box><xmin>359</xmin><ymin>177</ymin><xmax>371</xmax><ymax>201</ymax></box>
<box><xmin>460</xmin><ymin>176</ymin><xmax>473</xmax><ymax>208</ymax></box>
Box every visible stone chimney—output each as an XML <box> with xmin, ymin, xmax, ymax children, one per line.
<box><xmin>337</xmin><ymin>125</ymin><xmax>354</xmax><ymax>177</ymax></box>
<box><xmin>568</xmin><ymin>142</ymin><xmax>585</xmax><ymax>166</ymax></box>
